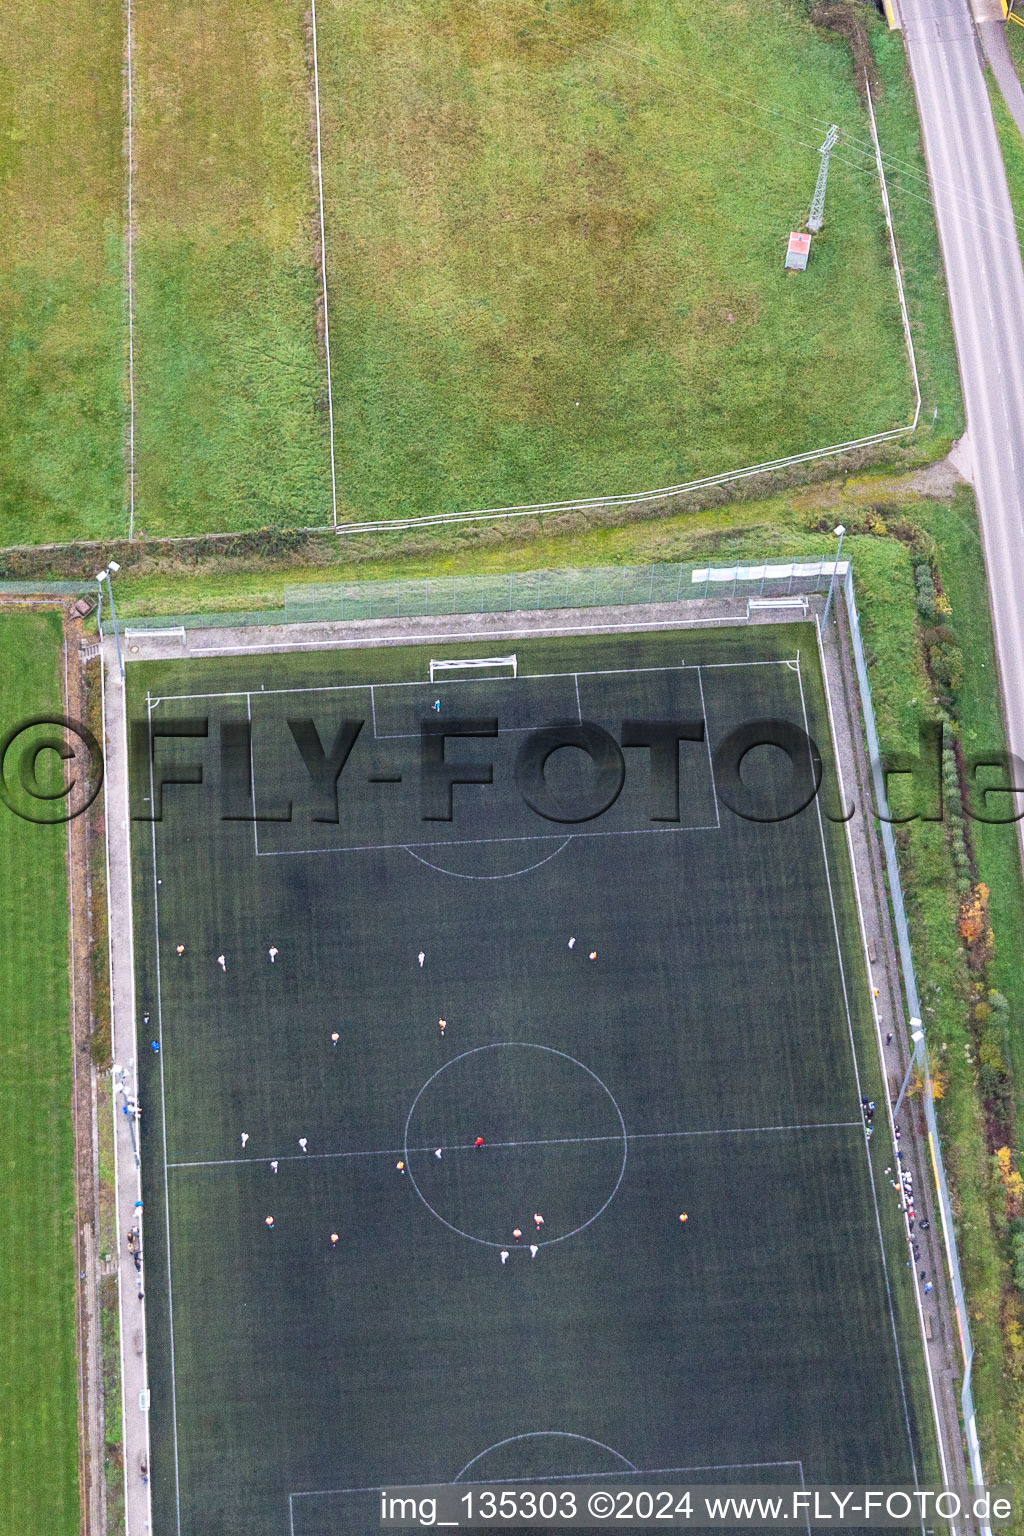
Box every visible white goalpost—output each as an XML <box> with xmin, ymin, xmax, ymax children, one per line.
<box><xmin>429</xmin><ymin>654</ymin><xmax>517</xmax><ymax>683</ymax></box>
<box><xmin>124</xmin><ymin>627</ymin><xmax>187</xmax><ymax>650</ymax></box>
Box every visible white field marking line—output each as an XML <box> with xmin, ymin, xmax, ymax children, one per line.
<box><xmin>166</xmin><ymin>1120</ymin><xmax>862</xmax><ymax>1171</ymax></box>
<box><xmin>308</xmin><ymin>0</ymin><xmax>338</xmax><ymax>527</ymax></box>
<box><xmin>813</xmin><ymin>614</ymin><xmax>951</xmax><ymax>1495</ymax></box>
<box><xmin>237</xmin><ymin>663</ymin><xmax>713</xmax><ymax>855</ymax></box>
<box><xmin>119</xmin><ymin>672</ymin><xmax>155</xmax><ymax>1536</ymax></box>
<box><xmin>371</xmin><ymin>674</ymin><xmax>578</xmax><ymax>740</ymax></box>
<box><xmin>797</xmin><ymin>1459</ymin><xmax>811</xmax><ymax>1536</ymax></box>
<box><xmin>247</xmin><ymin>692</ymin><xmax>258</xmax><ymax>857</ymax></box>
<box><xmin>291</xmin><ymin>1462</ymin><xmax>804</xmax><ymax>1501</ymax></box>
<box><xmin>455</xmin><ymin>1431</ymin><xmax>637</xmax><ymax>1480</ymax></box>
<box><xmin>376</xmin><ymin>721</ymin><xmax>578</xmax><ymax>742</ymax></box>
<box><xmin>181</xmin><ymin>617</ymin><xmax>752</xmax><ymax>658</ymax></box>
<box><xmin>125</xmin><ymin>0</ymin><xmax>136</xmax><ymax>537</ymax></box>
<box><xmin>236</xmin><ymin>660</ymin><xmax>717</xmax><ymax>851</ymax></box>
<box><xmin>402</xmin><ymin>1043</ymin><xmax>628</xmax><ymax>1249</ymax></box>
<box><xmin>251</xmin><ymin>821</ymin><xmax>723</xmax><ymax>860</ymax></box>
<box><xmin>150</xmin><ymin>656</ymin><xmax>798</xmax><ymax>705</ymax></box>
<box><xmin>695</xmin><ymin>665</ymin><xmax>720</xmax><ymax>830</ymax></box>
<box><xmin>792</xmin><ymin>657</ymin><xmax>921</xmax><ymax>1500</ymax></box>
<box><xmin>402</xmin><ymin>840</ymin><xmax>573</xmax><ymax>881</ymax></box>
<box><xmin>147</xmin><ymin>699</ymin><xmax>183</xmax><ymax>1535</ymax></box>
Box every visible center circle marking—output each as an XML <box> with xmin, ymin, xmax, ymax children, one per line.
<box><xmin>403</xmin><ymin>1042</ymin><xmax>628</xmax><ymax>1248</ymax></box>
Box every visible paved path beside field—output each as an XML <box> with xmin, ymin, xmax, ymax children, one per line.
<box><xmin>101</xmin><ymin>637</ymin><xmax>154</xmax><ymax>1536</ymax></box>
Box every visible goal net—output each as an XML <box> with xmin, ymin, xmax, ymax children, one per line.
<box><xmin>429</xmin><ymin>654</ymin><xmax>517</xmax><ymax>683</ymax></box>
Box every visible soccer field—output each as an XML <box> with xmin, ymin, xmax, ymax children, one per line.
<box><xmin>128</xmin><ymin>623</ymin><xmax>936</xmax><ymax>1535</ymax></box>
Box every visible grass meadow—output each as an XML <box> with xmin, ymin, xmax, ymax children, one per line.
<box><xmin>0</xmin><ymin>612</ymin><xmax>78</xmax><ymax>1535</ymax></box>
<box><xmin>1</xmin><ymin>0</ymin><xmax>957</xmax><ymax>540</ymax></box>
<box><xmin>125</xmin><ymin>0</ymin><xmax>920</xmax><ymax>535</ymax></box>
<box><xmin>130</xmin><ymin>0</ymin><xmax>330</xmax><ymax>536</ymax></box>
<box><xmin>312</xmin><ymin>0</ymin><xmax>915</xmax><ymax>523</ymax></box>
<box><xmin>0</xmin><ymin>0</ymin><xmax>125</xmax><ymax>546</ymax></box>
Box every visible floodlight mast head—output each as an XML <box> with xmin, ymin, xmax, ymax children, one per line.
<box><xmin>95</xmin><ymin>561</ymin><xmax>125</xmax><ymax>680</ymax></box>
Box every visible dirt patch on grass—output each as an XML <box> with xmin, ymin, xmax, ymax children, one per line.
<box><xmin>810</xmin><ymin>1</ymin><xmax>881</xmax><ymax>99</ymax></box>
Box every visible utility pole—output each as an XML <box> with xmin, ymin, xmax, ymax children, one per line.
<box><xmin>806</xmin><ymin>125</ymin><xmax>839</xmax><ymax>233</ymax></box>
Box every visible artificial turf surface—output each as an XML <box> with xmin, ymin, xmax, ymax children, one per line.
<box><xmin>128</xmin><ymin>624</ymin><xmax>936</xmax><ymax>1535</ymax></box>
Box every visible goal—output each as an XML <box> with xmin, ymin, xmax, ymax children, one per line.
<box><xmin>124</xmin><ymin>626</ymin><xmax>187</xmax><ymax>650</ymax></box>
<box><xmin>429</xmin><ymin>654</ymin><xmax>517</xmax><ymax>683</ymax></box>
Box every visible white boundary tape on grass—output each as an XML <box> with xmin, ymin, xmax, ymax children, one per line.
<box><xmin>865</xmin><ymin>73</ymin><xmax>921</xmax><ymax>433</ymax></box>
<box><xmin>125</xmin><ymin>0</ymin><xmax>137</xmax><ymax>540</ymax></box>
<box><xmin>331</xmin><ymin>427</ymin><xmax>918</xmax><ymax>536</ymax></box>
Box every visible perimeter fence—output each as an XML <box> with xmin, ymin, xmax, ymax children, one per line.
<box><xmin>841</xmin><ymin>567</ymin><xmax>986</xmax><ymax>1520</ymax></box>
<box><xmin>0</xmin><ymin>580</ymin><xmax>96</xmax><ymax>596</ymax></box>
<box><xmin>121</xmin><ymin>559</ymin><xmax>848</xmax><ymax>632</ymax></box>
<box><xmin>107</xmin><ymin>556</ymin><xmax>984</xmax><ymax>1509</ymax></box>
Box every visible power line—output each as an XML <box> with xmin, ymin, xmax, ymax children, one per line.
<box><xmin>481</xmin><ymin>0</ymin><xmax>1024</xmax><ymax>240</ymax></box>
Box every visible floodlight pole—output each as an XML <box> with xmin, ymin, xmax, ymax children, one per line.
<box><xmin>893</xmin><ymin>1020</ymin><xmax>925</xmax><ymax>1120</ymax></box>
<box><xmin>806</xmin><ymin>125</ymin><xmax>839</xmax><ymax>233</ymax></box>
<box><xmin>822</xmin><ymin>524</ymin><xmax>845</xmax><ymax>629</ymax></box>
<box><xmin>96</xmin><ymin>562</ymin><xmax>124</xmax><ymax>680</ymax></box>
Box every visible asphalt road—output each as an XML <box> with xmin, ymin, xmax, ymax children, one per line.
<box><xmin>899</xmin><ymin>0</ymin><xmax>1024</xmax><ymax>856</ymax></box>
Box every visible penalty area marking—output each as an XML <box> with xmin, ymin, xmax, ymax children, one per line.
<box><xmin>149</xmin><ymin>655</ymin><xmax>801</xmax><ymax>707</ymax></box>
<box><xmin>287</xmin><ymin>1457</ymin><xmax>808</xmax><ymax>1534</ymax></box>
<box><xmin>401</xmin><ymin>838</ymin><xmax>574</xmax><ymax>881</ymax></box>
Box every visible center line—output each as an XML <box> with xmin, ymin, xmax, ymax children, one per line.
<box><xmin>167</xmin><ymin>1120</ymin><xmax>861</xmax><ymax>1170</ymax></box>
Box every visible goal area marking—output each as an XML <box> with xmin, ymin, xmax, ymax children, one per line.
<box><xmin>430</xmin><ymin>654</ymin><xmax>517</xmax><ymax>682</ymax></box>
